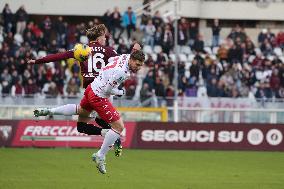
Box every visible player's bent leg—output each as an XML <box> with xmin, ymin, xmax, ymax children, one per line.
<box><xmin>50</xmin><ymin>104</ymin><xmax>79</xmax><ymax>116</ymax></box>
<box><xmin>77</xmin><ymin>122</ymin><xmax>102</xmax><ymax>135</ymax></box>
<box><xmin>94</xmin><ymin>116</ymin><xmax>123</xmax><ymax>157</ymax></box>
<box><xmin>95</xmin><ymin>117</ymin><xmax>111</xmax><ymax>129</ymax></box>
<box><xmin>93</xmin><ymin>119</ymin><xmax>124</xmax><ymax>174</ymax></box>
<box><xmin>109</xmin><ymin>118</ymin><xmax>124</xmax><ymax>157</ymax></box>
<box><xmin>78</xmin><ymin>104</ymin><xmax>123</xmax><ymax>157</ymax></box>
<box><xmin>77</xmin><ymin>107</ymin><xmax>105</xmax><ymax>136</ymax></box>
<box><xmin>110</xmin><ymin>118</ymin><xmax>124</xmax><ymax>133</ymax></box>
<box><xmin>96</xmin><ymin>118</ymin><xmax>124</xmax><ymax>157</ymax></box>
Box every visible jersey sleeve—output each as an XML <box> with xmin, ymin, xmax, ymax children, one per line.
<box><xmin>104</xmin><ymin>69</ymin><xmax>126</xmax><ymax>95</ymax></box>
<box><xmin>35</xmin><ymin>50</ymin><xmax>74</xmax><ymax>64</ymax></box>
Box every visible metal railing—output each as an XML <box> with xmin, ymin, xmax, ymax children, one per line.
<box><xmin>0</xmin><ymin>96</ymin><xmax>283</xmax><ymax>123</ymax></box>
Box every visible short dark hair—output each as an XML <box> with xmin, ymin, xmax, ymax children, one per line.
<box><xmin>130</xmin><ymin>50</ymin><xmax>145</xmax><ymax>62</ymax></box>
<box><xmin>86</xmin><ymin>24</ymin><xmax>106</xmax><ymax>41</ymax></box>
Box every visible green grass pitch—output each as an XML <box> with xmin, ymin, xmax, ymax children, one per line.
<box><xmin>0</xmin><ymin>148</ymin><xmax>284</xmax><ymax>189</ymax></box>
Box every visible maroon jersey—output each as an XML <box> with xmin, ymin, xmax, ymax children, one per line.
<box><xmin>35</xmin><ymin>42</ymin><xmax>118</xmax><ymax>88</ymax></box>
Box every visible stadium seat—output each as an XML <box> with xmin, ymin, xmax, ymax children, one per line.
<box><xmin>169</xmin><ymin>54</ymin><xmax>176</xmax><ymax>62</ymax></box>
<box><xmin>210</xmin><ymin>55</ymin><xmax>217</xmax><ymax>60</ymax></box>
<box><xmin>153</xmin><ymin>45</ymin><xmax>163</xmax><ymax>54</ymax></box>
<box><xmin>267</xmin><ymin>55</ymin><xmax>275</xmax><ymax>61</ymax></box>
<box><xmin>274</xmin><ymin>47</ymin><xmax>283</xmax><ymax>57</ymax></box>
<box><xmin>248</xmin><ymin>55</ymin><xmax>256</xmax><ymax>63</ymax></box>
<box><xmin>80</xmin><ymin>35</ymin><xmax>88</xmax><ymax>44</ymax></box>
<box><xmin>204</xmin><ymin>47</ymin><xmax>212</xmax><ymax>55</ymax></box>
<box><xmin>212</xmin><ymin>47</ymin><xmax>219</xmax><ymax>55</ymax></box>
<box><xmin>162</xmin><ymin>53</ymin><xmax>169</xmax><ymax>62</ymax></box>
<box><xmin>143</xmin><ymin>45</ymin><xmax>153</xmax><ymax>54</ymax></box>
<box><xmin>188</xmin><ymin>54</ymin><xmax>195</xmax><ymax>62</ymax></box>
<box><xmin>254</xmin><ymin>48</ymin><xmax>262</xmax><ymax>56</ymax></box>
<box><xmin>38</xmin><ymin>51</ymin><xmax>47</xmax><ymax>58</ymax></box>
<box><xmin>144</xmin><ymin>53</ymin><xmax>149</xmax><ymax>61</ymax></box>
<box><xmin>151</xmin><ymin>53</ymin><xmax>157</xmax><ymax>61</ymax></box>
<box><xmin>279</xmin><ymin>56</ymin><xmax>284</xmax><ymax>63</ymax></box>
<box><xmin>32</xmin><ymin>51</ymin><xmax>37</xmax><ymax>58</ymax></box>
<box><xmin>14</xmin><ymin>33</ymin><xmax>23</xmax><ymax>45</ymax></box>
<box><xmin>185</xmin><ymin>61</ymin><xmax>192</xmax><ymax>69</ymax></box>
<box><xmin>0</xmin><ymin>34</ymin><xmax>3</xmax><ymax>43</ymax></box>
<box><xmin>180</xmin><ymin>46</ymin><xmax>191</xmax><ymax>55</ymax></box>
<box><xmin>179</xmin><ymin>53</ymin><xmax>187</xmax><ymax>62</ymax></box>
<box><xmin>185</xmin><ymin>70</ymin><xmax>190</xmax><ymax>78</ymax></box>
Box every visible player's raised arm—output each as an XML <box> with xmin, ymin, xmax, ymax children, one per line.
<box><xmin>131</xmin><ymin>42</ymin><xmax>142</xmax><ymax>52</ymax></box>
<box><xmin>27</xmin><ymin>50</ymin><xmax>74</xmax><ymax>64</ymax></box>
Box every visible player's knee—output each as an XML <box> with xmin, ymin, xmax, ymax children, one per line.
<box><xmin>110</xmin><ymin>119</ymin><xmax>124</xmax><ymax>133</ymax></box>
<box><xmin>77</xmin><ymin>122</ymin><xmax>87</xmax><ymax>133</ymax></box>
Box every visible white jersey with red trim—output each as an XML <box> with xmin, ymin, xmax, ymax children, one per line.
<box><xmin>90</xmin><ymin>54</ymin><xmax>131</xmax><ymax>98</ymax></box>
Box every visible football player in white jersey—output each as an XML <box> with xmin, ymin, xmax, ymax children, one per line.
<box><xmin>77</xmin><ymin>50</ymin><xmax>145</xmax><ymax>174</ymax></box>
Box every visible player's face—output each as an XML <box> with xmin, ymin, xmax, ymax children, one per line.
<box><xmin>98</xmin><ymin>34</ymin><xmax>106</xmax><ymax>46</ymax></box>
<box><xmin>129</xmin><ymin>60</ymin><xmax>143</xmax><ymax>73</ymax></box>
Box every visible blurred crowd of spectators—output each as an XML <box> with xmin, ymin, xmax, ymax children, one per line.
<box><xmin>1</xmin><ymin>3</ymin><xmax>284</xmax><ymax>104</ymax></box>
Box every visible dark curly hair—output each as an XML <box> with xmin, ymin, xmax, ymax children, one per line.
<box><xmin>130</xmin><ymin>50</ymin><xmax>145</xmax><ymax>62</ymax></box>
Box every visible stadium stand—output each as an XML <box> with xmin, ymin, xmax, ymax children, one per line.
<box><xmin>1</xmin><ymin>3</ymin><xmax>284</xmax><ymax>101</ymax></box>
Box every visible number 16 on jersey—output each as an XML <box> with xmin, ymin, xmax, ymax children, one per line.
<box><xmin>88</xmin><ymin>53</ymin><xmax>106</xmax><ymax>73</ymax></box>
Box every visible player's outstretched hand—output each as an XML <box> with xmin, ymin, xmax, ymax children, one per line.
<box><xmin>116</xmin><ymin>89</ymin><xmax>125</xmax><ymax>97</ymax></box>
<box><xmin>27</xmin><ymin>59</ymin><xmax>36</xmax><ymax>64</ymax></box>
<box><xmin>132</xmin><ymin>42</ymin><xmax>142</xmax><ymax>52</ymax></box>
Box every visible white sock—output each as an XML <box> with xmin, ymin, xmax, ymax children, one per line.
<box><xmin>50</xmin><ymin>104</ymin><xmax>78</xmax><ymax>116</ymax></box>
<box><xmin>101</xmin><ymin>129</ymin><xmax>109</xmax><ymax>137</ymax></box>
<box><xmin>97</xmin><ymin>129</ymin><xmax>120</xmax><ymax>157</ymax></box>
